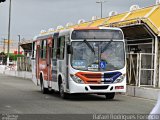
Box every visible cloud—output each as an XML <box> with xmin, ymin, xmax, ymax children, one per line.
<box><xmin>0</xmin><ymin>0</ymin><xmax>156</xmax><ymax>40</ymax></box>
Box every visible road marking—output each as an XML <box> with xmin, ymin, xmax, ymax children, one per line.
<box><xmin>5</xmin><ymin>105</ymin><xmax>11</xmax><ymax>108</ymax></box>
<box><xmin>45</xmin><ymin>96</ymin><xmax>50</xmax><ymax>99</ymax></box>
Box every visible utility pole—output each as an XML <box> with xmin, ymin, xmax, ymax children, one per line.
<box><xmin>3</xmin><ymin>38</ymin><xmax>6</xmax><ymax>53</ymax></box>
<box><xmin>7</xmin><ymin>0</ymin><xmax>12</xmax><ymax>65</ymax></box>
<box><xmin>96</xmin><ymin>0</ymin><xmax>106</xmax><ymax>18</ymax></box>
<box><xmin>18</xmin><ymin>35</ymin><xmax>20</xmax><ymax>55</ymax></box>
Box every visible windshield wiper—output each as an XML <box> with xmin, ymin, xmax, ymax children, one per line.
<box><xmin>101</xmin><ymin>32</ymin><xmax>115</xmax><ymax>53</ymax></box>
<box><xmin>83</xmin><ymin>39</ymin><xmax>95</xmax><ymax>54</ymax></box>
<box><xmin>101</xmin><ymin>39</ymin><xmax>113</xmax><ymax>53</ymax></box>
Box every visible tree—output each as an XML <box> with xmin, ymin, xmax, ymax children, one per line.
<box><xmin>0</xmin><ymin>0</ymin><xmax>6</xmax><ymax>3</ymax></box>
<box><xmin>0</xmin><ymin>52</ymin><xmax>7</xmax><ymax>65</ymax></box>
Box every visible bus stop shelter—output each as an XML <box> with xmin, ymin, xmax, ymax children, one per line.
<box><xmin>72</xmin><ymin>4</ymin><xmax>160</xmax><ymax>88</ymax></box>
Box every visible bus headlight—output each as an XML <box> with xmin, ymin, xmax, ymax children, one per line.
<box><xmin>70</xmin><ymin>74</ymin><xmax>84</xmax><ymax>84</ymax></box>
<box><xmin>114</xmin><ymin>74</ymin><xmax>125</xmax><ymax>83</ymax></box>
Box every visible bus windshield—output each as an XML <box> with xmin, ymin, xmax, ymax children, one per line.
<box><xmin>71</xmin><ymin>41</ymin><xmax>125</xmax><ymax>71</ymax></box>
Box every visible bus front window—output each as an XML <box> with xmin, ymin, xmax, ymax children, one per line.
<box><xmin>71</xmin><ymin>41</ymin><xmax>125</xmax><ymax>71</ymax></box>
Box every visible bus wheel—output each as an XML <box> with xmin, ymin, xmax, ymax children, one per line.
<box><xmin>40</xmin><ymin>78</ymin><xmax>48</xmax><ymax>94</ymax></box>
<box><xmin>105</xmin><ymin>92</ymin><xmax>115</xmax><ymax>99</ymax></box>
<box><xmin>59</xmin><ymin>83</ymin><xmax>68</xmax><ymax>99</ymax></box>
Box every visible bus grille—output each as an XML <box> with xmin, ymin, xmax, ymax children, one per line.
<box><xmin>82</xmin><ymin>73</ymin><xmax>102</xmax><ymax>79</ymax></box>
<box><xmin>89</xmin><ymin>85</ymin><xmax>109</xmax><ymax>90</ymax></box>
<box><xmin>75</xmin><ymin>72</ymin><xmax>102</xmax><ymax>84</ymax></box>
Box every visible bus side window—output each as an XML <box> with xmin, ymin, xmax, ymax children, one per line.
<box><xmin>58</xmin><ymin>36</ymin><xmax>65</xmax><ymax>60</ymax></box>
<box><xmin>57</xmin><ymin>37</ymin><xmax>60</xmax><ymax>59</ymax></box>
<box><xmin>40</xmin><ymin>40</ymin><xmax>47</xmax><ymax>59</ymax></box>
<box><xmin>52</xmin><ymin>38</ymin><xmax>57</xmax><ymax>59</ymax></box>
<box><xmin>32</xmin><ymin>42</ymin><xmax>36</xmax><ymax>59</ymax></box>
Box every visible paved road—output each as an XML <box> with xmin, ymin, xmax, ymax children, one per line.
<box><xmin>0</xmin><ymin>73</ymin><xmax>156</xmax><ymax>119</ymax></box>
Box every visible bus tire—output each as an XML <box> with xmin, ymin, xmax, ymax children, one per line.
<box><xmin>59</xmin><ymin>83</ymin><xmax>68</xmax><ymax>99</ymax></box>
<box><xmin>105</xmin><ymin>92</ymin><xmax>115</xmax><ymax>99</ymax></box>
<box><xmin>40</xmin><ymin>76</ymin><xmax>48</xmax><ymax>94</ymax></box>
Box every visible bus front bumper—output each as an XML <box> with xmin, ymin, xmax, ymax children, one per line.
<box><xmin>68</xmin><ymin>80</ymin><xmax>126</xmax><ymax>94</ymax></box>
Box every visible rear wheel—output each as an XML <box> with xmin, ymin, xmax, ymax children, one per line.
<box><xmin>40</xmin><ymin>77</ymin><xmax>48</xmax><ymax>94</ymax></box>
<box><xmin>105</xmin><ymin>92</ymin><xmax>115</xmax><ymax>99</ymax></box>
<box><xmin>59</xmin><ymin>83</ymin><xmax>68</xmax><ymax>99</ymax></box>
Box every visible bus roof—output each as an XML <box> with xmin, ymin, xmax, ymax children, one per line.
<box><xmin>35</xmin><ymin>26</ymin><xmax>122</xmax><ymax>40</ymax></box>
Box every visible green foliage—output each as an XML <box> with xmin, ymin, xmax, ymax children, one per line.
<box><xmin>0</xmin><ymin>52</ymin><xmax>25</xmax><ymax>61</ymax></box>
<box><xmin>0</xmin><ymin>0</ymin><xmax>6</xmax><ymax>3</ymax></box>
<box><xmin>0</xmin><ymin>52</ymin><xmax>6</xmax><ymax>55</ymax></box>
<box><xmin>9</xmin><ymin>53</ymin><xmax>24</xmax><ymax>61</ymax></box>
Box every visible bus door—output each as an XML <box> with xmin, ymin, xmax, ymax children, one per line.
<box><xmin>47</xmin><ymin>38</ymin><xmax>52</xmax><ymax>86</ymax></box>
<box><xmin>36</xmin><ymin>44</ymin><xmax>40</xmax><ymax>80</ymax></box>
<box><xmin>52</xmin><ymin>33</ymin><xmax>59</xmax><ymax>82</ymax></box>
<box><xmin>31</xmin><ymin>42</ymin><xmax>37</xmax><ymax>85</ymax></box>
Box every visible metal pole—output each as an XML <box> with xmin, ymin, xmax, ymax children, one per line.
<box><xmin>151</xmin><ymin>38</ymin><xmax>154</xmax><ymax>85</ymax></box>
<box><xmin>7</xmin><ymin>0</ymin><xmax>11</xmax><ymax>65</ymax></box>
<box><xmin>96</xmin><ymin>1</ymin><xmax>106</xmax><ymax>18</ymax></box>
<box><xmin>154</xmin><ymin>36</ymin><xmax>158</xmax><ymax>88</ymax></box>
<box><xmin>138</xmin><ymin>53</ymin><xmax>142</xmax><ymax>87</ymax></box>
<box><xmin>101</xmin><ymin>2</ymin><xmax>102</xmax><ymax>18</ymax></box>
<box><xmin>18</xmin><ymin>35</ymin><xmax>20</xmax><ymax>55</ymax></box>
<box><xmin>3</xmin><ymin>38</ymin><xmax>6</xmax><ymax>53</ymax></box>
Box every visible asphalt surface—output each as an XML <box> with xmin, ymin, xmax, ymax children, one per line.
<box><xmin>0</xmin><ymin>73</ymin><xmax>156</xmax><ymax>120</ymax></box>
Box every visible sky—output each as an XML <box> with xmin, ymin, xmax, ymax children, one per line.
<box><xmin>0</xmin><ymin>0</ymin><xmax>157</xmax><ymax>42</ymax></box>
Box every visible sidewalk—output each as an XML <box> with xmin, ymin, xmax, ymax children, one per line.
<box><xmin>0</xmin><ymin>65</ymin><xmax>32</xmax><ymax>79</ymax></box>
<box><xmin>0</xmin><ymin>65</ymin><xmax>5</xmax><ymax>74</ymax></box>
<box><xmin>127</xmin><ymin>86</ymin><xmax>160</xmax><ymax>100</ymax></box>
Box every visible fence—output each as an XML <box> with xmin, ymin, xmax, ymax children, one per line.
<box><xmin>127</xmin><ymin>53</ymin><xmax>155</xmax><ymax>87</ymax></box>
<box><xmin>17</xmin><ymin>56</ymin><xmax>32</xmax><ymax>71</ymax></box>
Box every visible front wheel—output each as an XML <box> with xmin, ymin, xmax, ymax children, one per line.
<box><xmin>59</xmin><ymin>83</ymin><xmax>68</xmax><ymax>99</ymax></box>
<box><xmin>105</xmin><ymin>92</ymin><xmax>115</xmax><ymax>99</ymax></box>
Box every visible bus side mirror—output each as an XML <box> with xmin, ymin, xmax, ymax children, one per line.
<box><xmin>67</xmin><ymin>44</ymin><xmax>73</xmax><ymax>54</ymax></box>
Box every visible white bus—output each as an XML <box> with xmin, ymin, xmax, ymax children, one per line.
<box><xmin>31</xmin><ymin>26</ymin><xmax>126</xmax><ymax>99</ymax></box>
